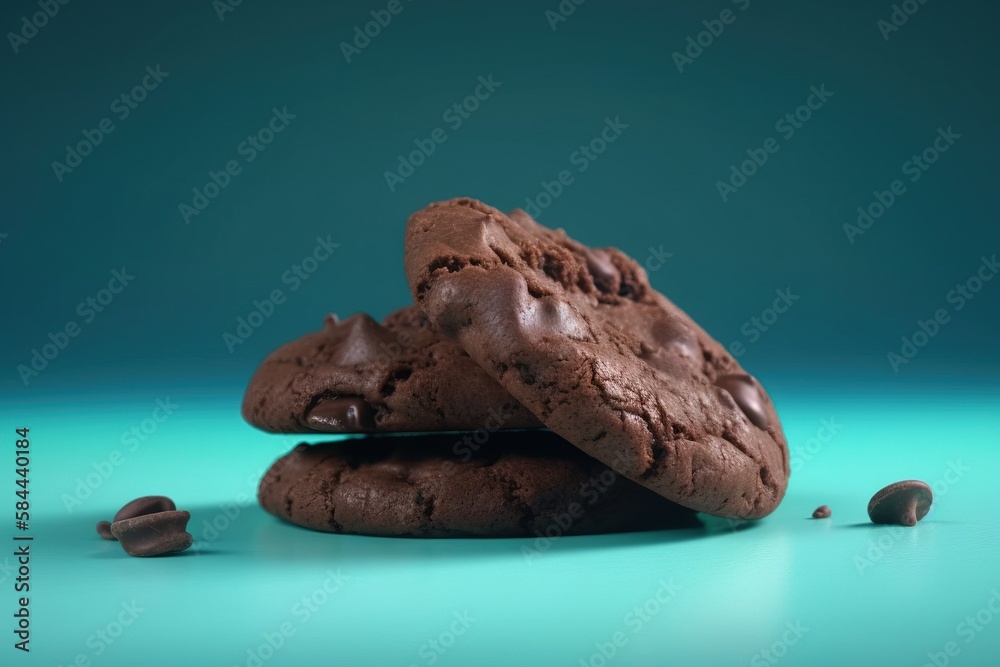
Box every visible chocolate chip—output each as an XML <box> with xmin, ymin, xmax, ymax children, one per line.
<box><xmin>307</xmin><ymin>397</ymin><xmax>375</xmax><ymax>432</ymax></box>
<box><xmin>812</xmin><ymin>505</ymin><xmax>831</xmax><ymax>519</ymax></box>
<box><xmin>97</xmin><ymin>496</ymin><xmax>177</xmax><ymax>541</ymax></box>
<box><xmin>644</xmin><ymin>314</ymin><xmax>700</xmax><ymax>370</ymax></box>
<box><xmin>332</xmin><ymin>314</ymin><xmax>396</xmax><ymax>365</ymax></box>
<box><xmin>715</xmin><ymin>373</ymin><xmax>769</xmax><ymax>429</ymax></box>
<box><xmin>96</xmin><ymin>520</ymin><xmax>115</xmax><ymax>540</ymax></box>
<box><xmin>868</xmin><ymin>480</ymin><xmax>932</xmax><ymax>526</ymax></box>
<box><xmin>584</xmin><ymin>248</ymin><xmax>619</xmax><ymax>293</ymax></box>
<box><xmin>110</xmin><ymin>510</ymin><xmax>194</xmax><ymax>557</ymax></box>
<box><xmin>113</xmin><ymin>495</ymin><xmax>176</xmax><ymax>523</ymax></box>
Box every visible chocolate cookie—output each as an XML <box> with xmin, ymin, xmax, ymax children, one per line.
<box><xmin>404</xmin><ymin>198</ymin><xmax>789</xmax><ymax>519</ymax></box>
<box><xmin>258</xmin><ymin>431</ymin><xmax>697</xmax><ymax>537</ymax></box>
<box><xmin>242</xmin><ymin>307</ymin><xmax>541</xmax><ymax>433</ymax></box>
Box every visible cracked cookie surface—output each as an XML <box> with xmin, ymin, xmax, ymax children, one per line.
<box><xmin>242</xmin><ymin>306</ymin><xmax>541</xmax><ymax>433</ymax></box>
<box><xmin>404</xmin><ymin>198</ymin><xmax>790</xmax><ymax>519</ymax></box>
<box><xmin>257</xmin><ymin>431</ymin><xmax>697</xmax><ymax>537</ymax></box>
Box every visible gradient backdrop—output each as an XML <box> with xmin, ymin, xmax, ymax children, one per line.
<box><xmin>1</xmin><ymin>1</ymin><xmax>998</xmax><ymax>665</ymax></box>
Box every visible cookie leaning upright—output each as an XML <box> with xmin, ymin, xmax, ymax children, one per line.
<box><xmin>404</xmin><ymin>198</ymin><xmax>789</xmax><ymax>520</ymax></box>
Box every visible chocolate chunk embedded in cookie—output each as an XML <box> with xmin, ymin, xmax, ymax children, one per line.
<box><xmin>258</xmin><ymin>431</ymin><xmax>697</xmax><ymax>537</ymax></box>
<box><xmin>242</xmin><ymin>306</ymin><xmax>541</xmax><ymax>433</ymax></box>
<box><xmin>404</xmin><ymin>198</ymin><xmax>789</xmax><ymax>519</ymax></box>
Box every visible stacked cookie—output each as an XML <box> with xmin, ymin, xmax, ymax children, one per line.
<box><xmin>243</xmin><ymin>198</ymin><xmax>790</xmax><ymax>537</ymax></box>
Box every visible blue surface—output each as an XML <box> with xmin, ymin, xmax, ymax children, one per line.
<box><xmin>7</xmin><ymin>383</ymin><xmax>998</xmax><ymax>666</ymax></box>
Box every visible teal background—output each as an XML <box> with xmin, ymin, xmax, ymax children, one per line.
<box><xmin>1</xmin><ymin>0</ymin><xmax>999</xmax><ymax>664</ymax></box>
<box><xmin>2</xmin><ymin>0</ymin><xmax>998</xmax><ymax>388</ymax></box>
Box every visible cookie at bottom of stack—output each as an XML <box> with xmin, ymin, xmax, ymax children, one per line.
<box><xmin>258</xmin><ymin>431</ymin><xmax>698</xmax><ymax>538</ymax></box>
